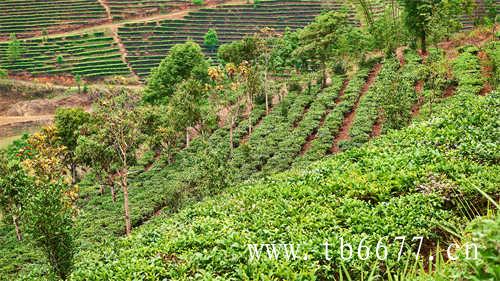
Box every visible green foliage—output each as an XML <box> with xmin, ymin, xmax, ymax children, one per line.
<box><xmin>7</xmin><ymin>33</ymin><xmax>23</xmax><ymax>62</ymax></box>
<box><xmin>369</xmin><ymin>4</ymin><xmax>408</xmax><ymax>54</ymax></box>
<box><xmin>24</xmin><ymin>180</ymin><xmax>76</xmax><ymax>280</ymax></box>
<box><xmin>144</xmin><ymin>41</ymin><xmax>208</xmax><ymax>104</ymax></box>
<box><xmin>217</xmin><ymin>36</ymin><xmax>260</xmax><ymax>65</ymax></box>
<box><xmin>72</xmin><ymin>91</ymin><xmax>499</xmax><ymax>280</ymax></box>
<box><xmin>56</xmin><ymin>55</ymin><xmax>64</xmax><ymax>65</ymax></box>
<box><xmin>192</xmin><ymin>0</ymin><xmax>204</xmax><ymax>5</ymax></box>
<box><xmin>294</xmin><ymin>11</ymin><xmax>365</xmax><ymax>87</ymax></box>
<box><xmin>0</xmin><ymin>68</ymin><xmax>7</xmax><ymax>78</ymax></box>
<box><xmin>55</xmin><ymin>108</ymin><xmax>90</xmax><ymax>184</ymax></box>
<box><xmin>0</xmin><ymin>151</ymin><xmax>32</xmax><ymax>241</ymax></box>
<box><xmin>55</xmin><ymin>108</ymin><xmax>90</xmax><ymax>153</ymax></box>
<box><xmin>203</xmin><ymin>28</ymin><xmax>218</xmax><ymax>51</ymax></box>
<box><xmin>400</xmin><ymin>0</ymin><xmax>473</xmax><ymax>52</ymax></box>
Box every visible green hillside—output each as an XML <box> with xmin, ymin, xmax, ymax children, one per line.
<box><xmin>72</xmin><ymin>90</ymin><xmax>499</xmax><ymax>280</ymax></box>
<box><xmin>0</xmin><ymin>0</ymin><xmax>498</xmax><ymax>280</ymax></box>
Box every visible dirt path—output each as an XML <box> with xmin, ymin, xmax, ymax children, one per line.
<box><xmin>411</xmin><ymin>80</ymin><xmax>425</xmax><ymax>117</ymax></box>
<box><xmin>371</xmin><ymin>115</ymin><xmax>383</xmax><ymax>138</ymax></box>
<box><xmin>478</xmin><ymin>51</ymin><xmax>493</xmax><ymax>96</ymax></box>
<box><xmin>0</xmin><ymin>115</ymin><xmax>53</xmax><ymax>138</ymax></box>
<box><xmin>330</xmin><ymin>64</ymin><xmax>382</xmax><ymax>153</ymax></box>
<box><xmin>396</xmin><ymin>47</ymin><xmax>406</xmax><ymax>66</ymax></box>
<box><xmin>443</xmin><ymin>85</ymin><xmax>456</xmax><ymax>98</ymax></box>
<box><xmin>299</xmin><ymin>79</ymin><xmax>349</xmax><ymax>156</ymax></box>
<box><xmin>97</xmin><ymin>0</ymin><xmax>113</xmax><ymax>22</ymax></box>
<box><xmin>111</xmin><ymin>26</ymin><xmax>140</xmax><ymax>80</ymax></box>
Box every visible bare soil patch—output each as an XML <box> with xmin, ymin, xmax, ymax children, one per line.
<box><xmin>330</xmin><ymin>64</ymin><xmax>382</xmax><ymax>153</ymax></box>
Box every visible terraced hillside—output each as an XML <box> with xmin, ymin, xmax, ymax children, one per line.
<box><xmin>0</xmin><ymin>0</ymin><xmax>107</xmax><ymax>39</ymax></box>
<box><xmin>107</xmin><ymin>0</ymin><xmax>190</xmax><ymax>20</ymax></box>
<box><xmin>119</xmin><ymin>0</ymin><xmax>357</xmax><ymax>77</ymax></box>
<box><xmin>0</xmin><ymin>32</ymin><xmax>131</xmax><ymax>78</ymax></box>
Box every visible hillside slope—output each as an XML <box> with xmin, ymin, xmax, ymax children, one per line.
<box><xmin>71</xmin><ymin>88</ymin><xmax>499</xmax><ymax>279</ymax></box>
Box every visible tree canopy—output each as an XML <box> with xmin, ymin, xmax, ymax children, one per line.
<box><xmin>144</xmin><ymin>41</ymin><xmax>209</xmax><ymax>104</ymax></box>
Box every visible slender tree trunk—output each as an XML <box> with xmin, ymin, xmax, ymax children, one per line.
<box><xmin>97</xmin><ymin>173</ymin><xmax>105</xmax><ymax>195</ymax></box>
<box><xmin>70</xmin><ymin>163</ymin><xmax>77</xmax><ymax>185</ymax></box>
<box><xmin>229</xmin><ymin>117</ymin><xmax>234</xmax><ymax>151</ymax></box>
<box><xmin>322</xmin><ymin>61</ymin><xmax>327</xmax><ymax>89</ymax></box>
<box><xmin>12</xmin><ymin>214</ymin><xmax>22</xmax><ymax>241</ymax></box>
<box><xmin>186</xmin><ymin>128</ymin><xmax>190</xmax><ymax>148</ymax></box>
<box><xmin>264</xmin><ymin>71</ymin><xmax>269</xmax><ymax>114</ymax></box>
<box><xmin>121</xmin><ymin>168</ymin><xmax>131</xmax><ymax>236</ymax></box>
<box><xmin>421</xmin><ymin>32</ymin><xmax>427</xmax><ymax>55</ymax></box>
<box><xmin>108</xmin><ymin>176</ymin><xmax>116</xmax><ymax>202</ymax></box>
<box><xmin>248</xmin><ymin>108</ymin><xmax>252</xmax><ymax>135</ymax></box>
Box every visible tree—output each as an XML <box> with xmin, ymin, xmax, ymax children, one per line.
<box><xmin>24</xmin><ymin>180</ymin><xmax>76</xmax><ymax>280</ymax></box>
<box><xmin>399</xmin><ymin>0</ymin><xmax>473</xmax><ymax>53</ymax></box>
<box><xmin>217</xmin><ymin>36</ymin><xmax>260</xmax><ymax>65</ymax></box>
<box><xmin>420</xmin><ymin>51</ymin><xmax>449</xmax><ymax>115</ymax></box>
<box><xmin>22</xmin><ymin>126</ymin><xmax>69</xmax><ymax>184</ymax></box>
<box><xmin>256</xmin><ymin>28</ymin><xmax>278</xmax><ymax>114</ymax></box>
<box><xmin>0</xmin><ymin>151</ymin><xmax>32</xmax><ymax>241</ymax></box>
<box><xmin>208</xmin><ymin>64</ymin><xmax>245</xmax><ymax>151</ymax></box>
<box><xmin>0</xmin><ymin>68</ymin><xmax>7</xmax><ymax>78</ymax></box>
<box><xmin>7</xmin><ymin>33</ymin><xmax>23</xmax><ymax>62</ymax></box>
<box><xmin>92</xmin><ymin>89</ymin><xmax>142</xmax><ymax>235</ymax></box>
<box><xmin>75</xmin><ymin>134</ymin><xmax>118</xmax><ymax>201</ymax></box>
<box><xmin>15</xmin><ymin>127</ymin><xmax>77</xmax><ymax>279</ymax></box>
<box><xmin>294</xmin><ymin>11</ymin><xmax>358</xmax><ymax>88</ymax></box>
<box><xmin>56</xmin><ymin>55</ymin><xmax>64</xmax><ymax>66</ymax></box>
<box><xmin>168</xmin><ymin>79</ymin><xmax>207</xmax><ymax>148</ymax></box>
<box><xmin>241</xmin><ymin>63</ymin><xmax>263</xmax><ymax>135</ymax></box>
<box><xmin>204</xmin><ymin>28</ymin><xmax>219</xmax><ymax>52</ymax></box>
<box><xmin>55</xmin><ymin>108</ymin><xmax>90</xmax><ymax>184</ymax></box>
<box><xmin>144</xmin><ymin>41</ymin><xmax>208</xmax><ymax>104</ymax></box>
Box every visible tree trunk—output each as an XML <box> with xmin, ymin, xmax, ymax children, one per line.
<box><xmin>264</xmin><ymin>71</ymin><xmax>269</xmax><ymax>114</ymax></box>
<box><xmin>185</xmin><ymin>129</ymin><xmax>190</xmax><ymax>148</ymax></box>
<box><xmin>229</xmin><ymin>117</ymin><xmax>234</xmax><ymax>151</ymax></box>
<box><xmin>12</xmin><ymin>214</ymin><xmax>22</xmax><ymax>241</ymax></box>
<box><xmin>121</xmin><ymin>168</ymin><xmax>132</xmax><ymax>236</ymax></box>
<box><xmin>108</xmin><ymin>176</ymin><xmax>116</xmax><ymax>202</ymax></box>
<box><xmin>421</xmin><ymin>32</ymin><xmax>427</xmax><ymax>55</ymax></box>
<box><xmin>248</xmin><ymin>109</ymin><xmax>252</xmax><ymax>135</ymax></box>
<box><xmin>322</xmin><ymin>61</ymin><xmax>327</xmax><ymax>89</ymax></box>
<box><xmin>70</xmin><ymin>163</ymin><xmax>77</xmax><ymax>185</ymax></box>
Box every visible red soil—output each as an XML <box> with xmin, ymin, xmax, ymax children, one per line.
<box><xmin>330</xmin><ymin>63</ymin><xmax>382</xmax><ymax>153</ymax></box>
<box><xmin>443</xmin><ymin>85</ymin><xmax>456</xmax><ymax>98</ymax></box>
<box><xmin>371</xmin><ymin>115</ymin><xmax>383</xmax><ymax>138</ymax></box>
<box><xmin>411</xmin><ymin>80</ymin><xmax>425</xmax><ymax>117</ymax></box>
<box><xmin>299</xmin><ymin>78</ymin><xmax>350</xmax><ymax>155</ymax></box>
<box><xmin>396</xmin><ymin>47</ymin><xmax>406</xmax><ymax>66</ymax></box>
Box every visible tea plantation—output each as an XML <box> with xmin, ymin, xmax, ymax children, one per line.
<box><xmin>0</xmin><ymin>0</ymin><xmax>498</xmax><ymax>280</ymax></box>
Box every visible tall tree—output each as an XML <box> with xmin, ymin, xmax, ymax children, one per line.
<box><xmin>24</xmin><ymin>180</ymin><xmax>76</xmax><ymax>280</ymax></box>
<box><xmin>208</xmin><ymin>64</ymin><xmax>245</xmax><ymax>151</ymax></box>
<box><xmin>0</xmin><ymin>151</ymin><xmax>32</xmax><ymax>241</ymax></box>
<box><xmin>217</xmin><ymin>36</ymin><xmax>260</xmax><ymax>65</ymax></box>
<box><xmin>14</xmin><ymin>127</ymin><xmax>77</xmax><ymax>279</ymax></box>
<box><xmin>399</xmin><ymin>0</ymin><xmax>473</xmax><ymax>53</ymax></box>
<box><xmin>168</xmin><ymin>79</ymin><xmax>206</xmax><ymax>148</ymax></box>
<box><xmin>294</xmin><ymin>11</ymin><xmax>358</xmax><ymax>88</ymax></box>
<box><xmin>92</xmin><ymin>89</ymin><xmax>142</xmax><ymax>235</ymax></box>
<box><xmin>55</xmin><ymin>107</ymin><xmax>90</xmax><ymax>184</ymax></box>
<box><xmin>144</xmin><ymin>41</ymin><xmax>208</xmax><ymax>104</ymax></box>
<box><xmin>75</xmin><ymin>134</ymin><xmax>118</xmax><ymax>201</ymax></box>
<box><xmin>204</xmin><ymin>28</ymin><xmax>219</xmax><ymax>52</ymax></box>
<box><xmin>7</xmin><ymin>33</ymin><xmax>23</xmax><ymax>62</ymax></box>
